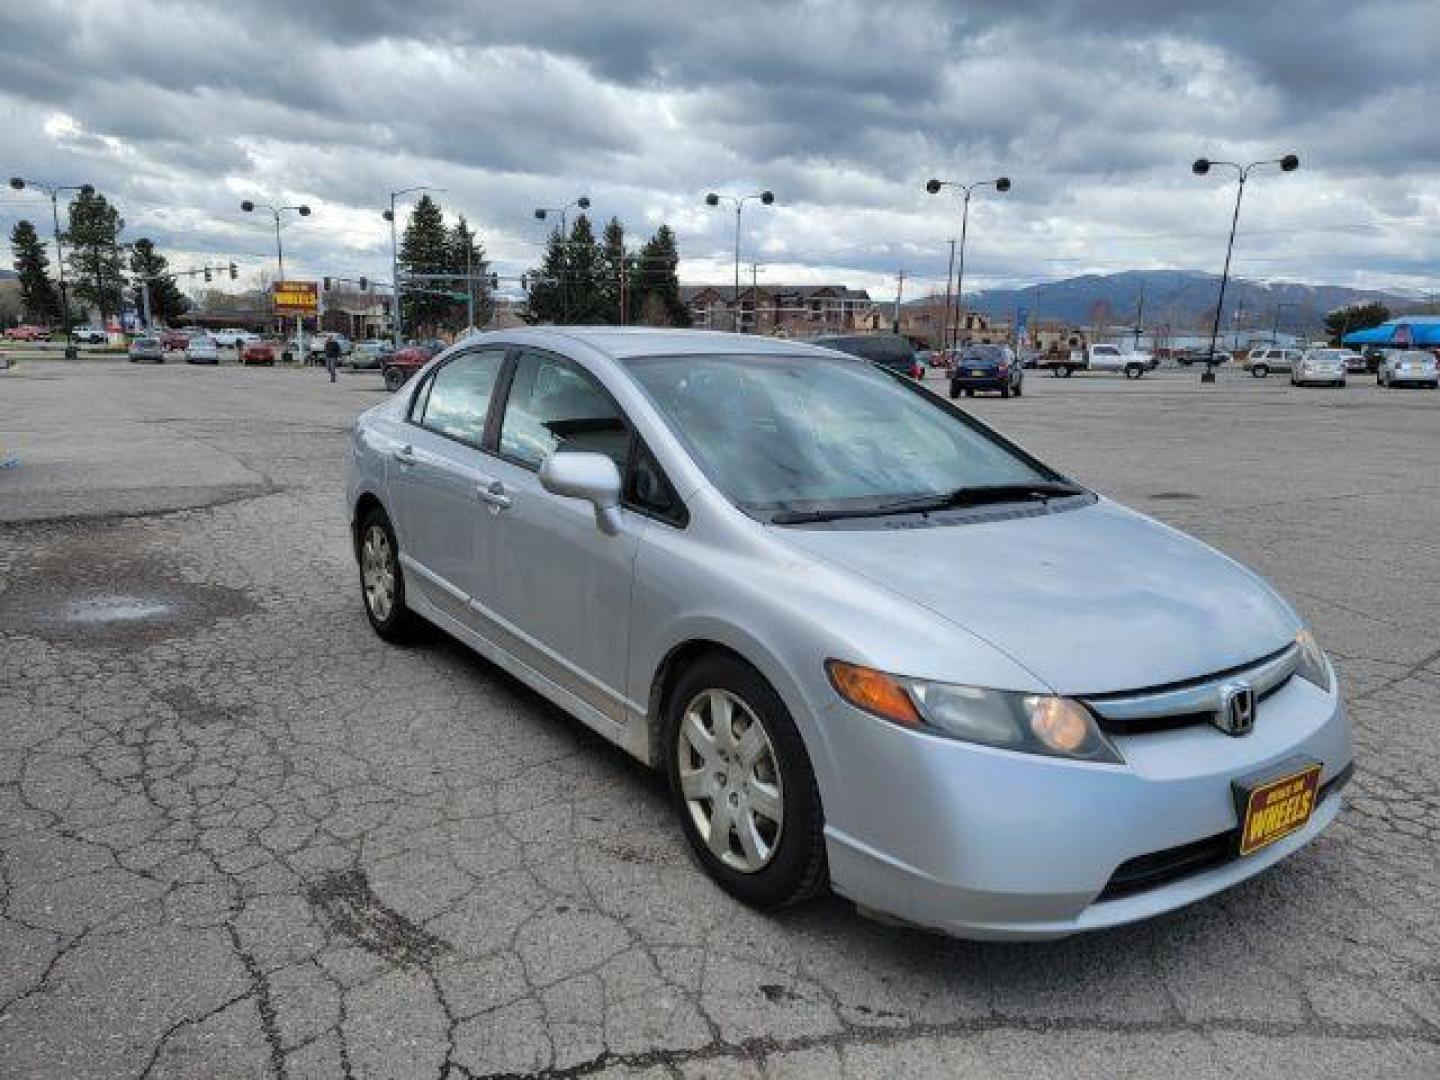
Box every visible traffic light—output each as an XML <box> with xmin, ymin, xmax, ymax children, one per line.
<box><xmin>358</xmin><ymin>277</ymin><xmax>368</xmax><ymax>291</ymax></box>
<box><xmin>204</xmin><ymin>266</ymin><xmax>212</xmax><ymax>283</ymax></box>
<box><xmin>228</xmin><ymin>262</ymin><xmax>238</xmax><ymax>281</ymax></box>
<box><xmin>323</xmin><ymin>277</ymin><xmax>332</xmax><ymax>291</ymax></box>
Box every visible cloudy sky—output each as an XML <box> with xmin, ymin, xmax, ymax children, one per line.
<box><xmin>2</xmin><ymin>0</ymin><xmax>1437</xmax><ymax>302</ymax></box>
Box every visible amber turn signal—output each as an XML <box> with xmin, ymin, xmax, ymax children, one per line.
<box><xmin>826</xmin><ymin>661</ymin><xmax>922</xmax><ymax>727</ymax></box>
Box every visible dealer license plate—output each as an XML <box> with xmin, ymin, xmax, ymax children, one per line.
<box><xmin>1235</xmin><ymin>760</ymin><xmax>1322</xmax><ymax>857</ymax></box>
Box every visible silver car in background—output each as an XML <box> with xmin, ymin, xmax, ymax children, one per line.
<box><xmin>185</xmin><ymin>333</ymin><xmax>220</xmax><ymax>365</ymax></box>
<box><xmin>1291</xmin><ymin>348</ymin><xmax>1347</xmax><ymax>387</ymax></box>
<box><xmin>346</xmin><ymin>328</ymin><xmax>1352</xmax><ymax>940</ymax></box>
<box><xmin>127</xmin><ymin>336</ymin><xmax>164</xmax><ymax>363</ymax></box>
<box><xmin>1377</xmin><ymin>349</ymin><xmax>1439</xmax><ymax>389</ymax></box>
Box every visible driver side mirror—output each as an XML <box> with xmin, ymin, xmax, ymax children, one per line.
<box><xmin>539</xmin><ymin>452</ymin><xmax>623</xmax><ymax>535</ymax></box>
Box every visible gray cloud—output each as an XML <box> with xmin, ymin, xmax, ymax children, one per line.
<box><xmin>1</xmin><ymin>0</ymin><xmax>1435</xmax><ymax>297</ymax></box>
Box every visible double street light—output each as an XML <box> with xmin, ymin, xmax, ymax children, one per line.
<box><xmin>239</xmin><ymin>199</ymin><xmax>311</xmax><ymax>282</ymax></box>
<box><xmin>9</xmin><ymin>176</ymin><xmax>95</xmax><ymax>355</ymax></box>
<box><xmin>534</xmin><ymin>197</ymin><xmax>591</xmax><ymax>323</ymax></box>
<box><xmin>926</xmin><ymin>175</ymin><xmax>1010</xmax><ymax>351</ymax></box>
<box><xmin>704</xmin><ymin>190</ymin><xmax>774</xmax><ymax>332</ymax></box>
<box><xmin>1192</xmin><ymin>153</ymin><xmax>1299</xmax><ymax>382</ymax></box>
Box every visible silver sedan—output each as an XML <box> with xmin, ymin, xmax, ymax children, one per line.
<box><xmin>1377</xmin><ymin>349</ymin><xmax>1439</xmax><ymax>389</ymax></box>
<box><xmin>1291</xmin><ymin>348</ymin><xmax>1347</xmax><ymax>387</ymax></box>
<box><xmin>347</xmin><ymin>328</ymin><xmax>1352</xmax><ymax>940</ymax></box>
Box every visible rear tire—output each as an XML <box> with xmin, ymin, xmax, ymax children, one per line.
<box><xmin>664</xmin><ymin>653</ymin><xmax>827</xmax><ymax>911</ymax></box>
<box><xmin>358</xmin><ymin>506</ymin><xmax>419</xmax><ymax>643</ymax></box>
<box><xmin>383</xmin><ymin>367</ymin><xmax>406</xmax><ymax>392</ymax></box>
<box><xmin>1014</xmin><ymin>379</ymin><xmax>1023</xmax><ymax>397</ymax></box>
<box><xmin>1252</xmin><ymin>365</ymin><xmax>1268</xmax><ymax>378</ymax></box>
<box><xmin>948</xmin><ymin>382</ymin><xmax>960</xmax><ymax>399</ymax></box>
<box><xmin>1124</xmin><ymin>364</ymin><xmax>1143</xmax><ymax>379</ymax></box>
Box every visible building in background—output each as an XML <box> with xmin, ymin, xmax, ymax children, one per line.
<box><xmin>681</xmin><ymin>284</ymin><xmax>872</xmax><ymax>335</ymax></box>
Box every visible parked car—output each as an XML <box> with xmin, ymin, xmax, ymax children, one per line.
<box><xmin>348</xmin><ymin>340</ymin><xmax>394</xmax><ymax>370</ymax></box>
<box><xmin>3</xmin><ymin>324</ymin><xmax>51</xmax><ymax>341</ymax></box>
<box><xmin>348</xmin><ymin>327</ymin><xmax>1352</xmax><ymax>940</ymax></box>
<box><xmin>949</xmin><ymin>343</ymin><xmax>1022</xmax><ymax>398</ymax></box>
<box><xmin>1291</xmin><ymin>348</ymin><xmax>1347</xmax><ymax>387</ymax></box>
<box><xmin>1376</xmin><ymin>349</ymin><xmax>1439</xmax><ymax>389</ymax></box>
<box><xmin>1048</xmin><ymin>343</ymin><xmax>1152</xmax><ymax>378</ymax></box>
<box><xmin>72</xmin><ymin>326</ymin><xmax>108</xmax><ymax>344</ymax></box>
<box><xmin>239</xmin><ymin>339</ymin><xmax>277</xmax><ymax>366</ymax></box>
<box><xmin>381</xmin><ymin>342</ymin><xmax>441</xmax><ymax>391</ymax></box>
<box><xmin>185</xmin><ymin>334</ymin><xmax>220</xmax><ymax>365</ymax></box>
<box><xmin>127</xmin><ymin>336</ymin><xmax>165</xmax><ymax>363</ymax></box>
<box><xmin>1244</xmin><ymin>347</ymin><xmax>1300</xmax><ymax>378</ymax></box>
<box><xmin>159</xmin><ymin>328</ymin><xmax>192</xmax><ymax>351</ymax></box>
<box><xmin>304</xmin><ymin>332</ymin><xmax>353</xmax><ymax>361</ymax></box>
<box><xmin>1338</xmin><ymin>349</ymin><xmax>1367</xmax><ymax>374</ymax></box>
<box><xmin>1174</xmin><ymin>347</ymin><xmax>1231</xmax><ymax>367</ymax></box>
<box><xmin>809</xmin><ymin>333</ymin><xmax>924</xmax><ymax>380</ymax></box>
<box><xmin>212</xmin><ymin>328</ymin><xmax>258</xmax><ymax>348</ymax></box>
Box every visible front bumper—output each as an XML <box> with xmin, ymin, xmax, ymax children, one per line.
<box><xmin>818</xmin><ymin>674</ymin><xmax>1351</xmax><ymax>940</ymax></box>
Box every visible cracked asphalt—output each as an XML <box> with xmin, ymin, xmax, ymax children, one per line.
<box><xmin>1</xmin><ymin>358</ymin><xmax>1437</xmax><ymax>1078</ymax></box>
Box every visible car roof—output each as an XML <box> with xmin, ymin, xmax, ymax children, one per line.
<box><xmin>451</xmin><ymin>326</ymin><xmax>850</xmax><ymax>362</ymax></box>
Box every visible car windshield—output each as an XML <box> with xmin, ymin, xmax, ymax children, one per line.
<box><xmin>625</xmin><ymin>352</ymin><xmax>1059</xmax><ymax>518</ymax></box>
<box><xmin>959</xmin><ymin>345</ymin><xmax>1006</xmax><ymax>362</ymax></box>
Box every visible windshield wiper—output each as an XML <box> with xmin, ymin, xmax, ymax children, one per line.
<box><xmin>769</xmin><ymin>481</ymin><xmax>1085</xmax><ymax>524</ymax></box>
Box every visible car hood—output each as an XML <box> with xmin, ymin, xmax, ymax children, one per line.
<box><xmin>772</xmin><ymin>498</ymin><xmax>1298</xmax><ymax>695</ymax></box>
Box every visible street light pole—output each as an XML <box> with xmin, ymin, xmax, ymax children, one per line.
<box><xmin>704</xmin><ymin>190</ymin><xmax>775</xmax><ymax>332</ymax></box>
<box><xmin>240</xmin><ymin>200</ymin><xmax>311</xmax><ymax>355</ymax></box>
<box><xmin>534</xmin><ymin>197</ymin><xmax>590</xmax><ymax>324</ymax></box>
<box><xmin>382</xmin><ymin>186</ymin><xmax>445</xmax><ymax>343</ymax></box>
<box><xmin>9</xmin><ymin>177</ymin><xmax>94</xmax><ymax>357</ymax></box>
<box><xmin>926</xmin><ymin>176</ymin><xmax>1010</xmax><ymax>350</ymax></box>
<box><xmin>1192</xmin><ymin>154</ymin><xmax>1299</xmax><ymax>383</ymax></box>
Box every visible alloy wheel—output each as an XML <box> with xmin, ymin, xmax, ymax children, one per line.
<box><xmin>360</xmin><ymin>525</ymin><xmax>395</xmax><ymax>622</ymax></box>
<box><xmin>676</xmin><ymin>688</ymin><xmax>784</xmax><ymax>873</ymax></box>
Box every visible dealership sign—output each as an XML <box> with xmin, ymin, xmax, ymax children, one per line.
<box><xmin>272</xmin><ymin>281</ymin><xmax>319</xmax><ymax>316</ymax></box>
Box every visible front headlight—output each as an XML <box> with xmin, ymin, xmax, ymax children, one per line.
<box><xmin>1295</xmin><ymin>628</ymin><xmax>1333</xmax><ymax>693</ymax></box>
<box><xmin>826</xmin><ymin>660</ymin><xmax>1122</xmax><ymax>764</ymax></box>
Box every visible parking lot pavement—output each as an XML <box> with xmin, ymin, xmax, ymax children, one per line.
<box><xmin>1</xmin><ymin>358</ymin><xmax>1437</xmax><ymax>1079</ymax></box>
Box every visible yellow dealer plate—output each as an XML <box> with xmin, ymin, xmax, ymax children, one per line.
<box><xmin>1236</xmin><ymin>762</ymin><xmax>1322</xmax><ymax>857</ymax></box>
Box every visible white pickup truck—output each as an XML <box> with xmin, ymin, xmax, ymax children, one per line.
<box><xmin>1047</xmin><ymin>343</ymin><xmax>1154</xmax><ymax>379</ymax></box>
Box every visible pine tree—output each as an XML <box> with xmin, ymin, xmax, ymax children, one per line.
<box><xmin>10</xmin><ymin>220</ymin><xmax>60</xmax><ymax>325</ymax></box>
<box><xmin>632</xmin><ymin>225</ymin><xmax>690</xmax><ymax>327</ymax></box>
<box><xmin>397</xmin><ymin>194</ymin><xmax>451</xmax><ymax>336</ymax></box>
<box><xmin>447</xmin><ymin>216</ymin><xmax>491</xmax><ymax>330</ymax></box>
<box><xmin>127</xmin><ymin>239</ymin><xmax>190</xmax><ymax>326</ymax></box>
<box><xmin>564</xmin><ymin>215</ymin><xmax>604</xmax><ymax>324</ymax></box>
<box><xmin>597</xmin><ymin>217</ymin><xmax>626</xmax><ymax>325</ymax></box>
<box><xmin>525</xmin><ymin>228</ymin><xmax>568</xmax><ymax>324</ymax></box>
<box><xmin>63</xmin><ymin>189</ymin><xmax>126</xmax><ymax>323</ymax></box>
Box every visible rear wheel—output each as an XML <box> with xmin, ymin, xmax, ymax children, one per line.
<box><xmin>383</xmin><ymin>367</ymin><xmax>406</xmax><ymax>392</ymax></box>
<box><xmin>948</xmin><ymin>382</ymin><xmax>960</xmax><ymax>399</ymax></box>
<box><xmin>358</xmin><ymin>506</ymin><xmax>418</xmax><ymax>643</ymax></box>
<box><xmin>1013</xmin><ymin>379</ymin><xmax>1023</xmax><ymax>397</ymax></box>
<box><xmin>1124</xmin><ymin>364</ymin><xmax>1143</xmax><ymax>379</ymax></box>
<box><xmin>1252</xmin><ymin>364</ymin><xmax>1268</xmax><ymax>378</ymax></box>
<box><xmin>664</xmin><ymin>654</ymin><xmax>826</xmax><ymax>910</ymax></box>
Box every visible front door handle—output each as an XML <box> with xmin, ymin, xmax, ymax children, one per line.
<box><xmin>392</xmin><ymin>444</ymin><xmax>415</xmax><ymax>466</ymax></box>
<box><xmin>477</xmin><ymin>480</ymin><xmax>511</xmax><ymax>510</ymax></box>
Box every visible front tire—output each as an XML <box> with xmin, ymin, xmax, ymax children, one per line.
<box><xmin>1252</xmin><ymin>364</ymin><xmax>1268</xmax><ymax>378</ymax></box>
<box><xmin>383</xmin><ymin>367</ymin><xmax>406</xmax><ymax>392</ymax></box>
<box><xmin>358</xmin><ymin>507</ymin><xmax>418</xmax><ymax>643</ymax></box>
<box><xmin>664</xmin><ymin>654</ymin><xmax>826</xmax><ymax>910</ymax></box>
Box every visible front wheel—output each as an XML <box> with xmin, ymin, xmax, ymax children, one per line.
<box><xmin>1013</xmin><ymin>379</ymin><xmax>1023</xmax><ymax>397</ymax></box>
<box><xmin>665</xmin><ymin>654</ymin><xmax>826</xmax><ymax>910</ymax></box>
<box><xmin>383</xmin><ymin>367</ymin><xmax>406</xmax><ymax>392</ymax></box>
<box><xmin>1252</xmin><ymin>365</ymin><xmax>1268</xmax><ymax>378</ymax></box>
<box><xmin>1124</xmin><ymin>364</ymin><xmax>1143</xmax><ymax>379</ymax></box>
<box><xmin>948</xmin><ymin>382</ymin><xmax>960</xmax><ymax>399</ymax></box>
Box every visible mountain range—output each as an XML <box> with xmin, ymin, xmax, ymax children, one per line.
<box><xmin>923</xmin><ymin>270</ymin><xmax>1424</xmax><ymax>332</ymax></box>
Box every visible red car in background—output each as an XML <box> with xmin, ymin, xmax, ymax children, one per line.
<box><xmin>4</xmin><ymin>324</ymin><xmax>51</xmax><ymax>341</ymax></box>
<box><xmin>240</xmin><ymin>339</ymin><xmax>277</xmax><ymax>366</ymax></box>
<box><xmin>159</xmin><ymin>328</ymin><xmax>191</xmax><ymax>351</ymax></box>
<box><xmin>381</xmin><ymin>341</ymin><xmax>442</xmax><ymax>391</ymax></box>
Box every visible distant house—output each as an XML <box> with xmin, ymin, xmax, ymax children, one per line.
<box><xmin>681</xmin><ymin>284</ymin><xmax>872</xmax><ymax>335</ymax></box>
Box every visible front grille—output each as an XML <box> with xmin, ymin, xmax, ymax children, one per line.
<box><xmin>1083</xmin><ymin>643</ymin><xmax>1299</xmax><ymax>736</ymax></box>
<box><xmin>1095</xmin><ymin>762</ymin><xmax>1353</xmax><ymax>902</ymax></box>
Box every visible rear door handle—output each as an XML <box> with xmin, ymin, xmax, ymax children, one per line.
<box><xmin>477</xmin><ymin>480</ymin><xmax>511</xmax><ymax>510</ymax></box>
<box><xmin>392</xmin><ymin>444</ymin><xmax>416</xmax><ymax>466</ymax></box>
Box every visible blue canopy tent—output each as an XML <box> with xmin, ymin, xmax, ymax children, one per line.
<box><xmin>1342</xmin><ymin>317</ymin><xmax>1440</xmax><ymax>348</ymax></box>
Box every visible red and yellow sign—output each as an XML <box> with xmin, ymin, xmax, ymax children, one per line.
<box><xmin>1238</xmin><ymin>763</ymin><xmax>1321</xmax><ymax>856</ymax></box>
<box><xmin>273</xmin><ymin>280</ymin><xmax>319</xmax><ymax>315</ymax></box>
